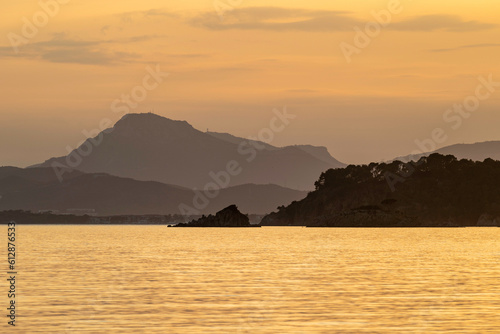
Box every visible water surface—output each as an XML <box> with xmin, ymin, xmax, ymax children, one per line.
<box><xmin>6</xmin><ymin>226</ymin><xmax>500</xmax><ymax>333</ymax></box>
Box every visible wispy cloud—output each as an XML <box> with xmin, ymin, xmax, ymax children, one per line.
<box><xmin>390</xmin><ymin>15</ymin><xmax>496</xmax><ymax>32</ymax></box>
<box><xmin>0</xmin><ymin>34</ymin><xmax>162</xmax><ymax>65</ymax></box>
<box><xmin>40</xmin><ymin>49</ymin><xmax>138</xmax><ymax>65</ymax></box>
<box><xmin>119</xmin><ymin>8</ymin><xmax>179</xmax><ymax>24</ymax></box>
<box><xmin>191</xmin><ymin>7</ymin><xmax>356</xmax><ymax>31</ymax></box>
<box><xmin>142</xmin><ymin>9</ymin><xmax>179</xmax><ymax>18</ymax></box>
<box><xmin>190</xmin><ymin>7</ymin><xmax>496</xmax><ymax>33</ymax></box>
<box><xmin>431</xmin><ymin>43</ymin><xmax>500</xmax><ymax>52</ymax></box>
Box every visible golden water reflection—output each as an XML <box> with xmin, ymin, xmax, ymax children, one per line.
<box><xmin>8</xmin><ymin>226</ymin><xmax>500</xmax><ymax>333</ymax></box>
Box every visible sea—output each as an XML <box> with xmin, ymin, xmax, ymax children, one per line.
<box><xmin>4</xmin><ymin>225</ymin><xmax>500</xmax><ymax>333</ymax></box>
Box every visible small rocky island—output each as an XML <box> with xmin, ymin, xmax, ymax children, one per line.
<box><xmin>175</xmin><ymin>205</ymin><xmax>257</xmax><ymax>227</ymax></box>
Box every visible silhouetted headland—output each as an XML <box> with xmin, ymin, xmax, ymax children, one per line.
<box><xmin>261</xmin><ymin>154</ymin><xmax>500</xmax><ymax>227</ymax></box>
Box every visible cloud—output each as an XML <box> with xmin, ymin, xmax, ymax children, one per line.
<box><xmin>389</xmin><ymin>15</ymin><xmax>496</xmax><ymax>32</ymax></box>
<box><xmin>190</xmin><ymin>7</ymin><xmax>496</xmax><ymax>33</ymax></box>
<box><xmin>191</xmin><ymin>7</ymin><xmax>357</xmax><ymax>32</ymax></box>
<box><xmin>40</xmin><ymin>49</ymin><xmax>138</xmax><ymax>65</ymax></box>
<box><xmin>142</xmin><ymin>9</ymin><xmax>179</xmax><ymax>18</ymax></box>
<box><xmin>119</xmin><ymin>8</ymin><xmax>179</xmax><ymax>24</ymax></box>
<box><xmin>430</xmin><ymin>43</ymin><xmax>500</xmax><ymax>52</ymax></box>
<box><xmin>0</xmin><ymin>34</ymin><xmax>161</xmax><ymax>65</ymax></box>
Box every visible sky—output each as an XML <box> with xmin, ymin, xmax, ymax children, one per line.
<box><xmin>1</xmin><ymin>0</ymin><xmax>500</xmax><ymax>167</ymax></box>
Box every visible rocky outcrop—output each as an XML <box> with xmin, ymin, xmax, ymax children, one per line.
<box><xmin>175</xmin><ymin>205</ymin><xmax>255</xmax><ymax>227</ymax></box>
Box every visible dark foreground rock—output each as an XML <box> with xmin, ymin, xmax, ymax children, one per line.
<box><xmin>175</xmin><ymin>205</ymin><xmax>256</xmax><ymax>227</ymax></box>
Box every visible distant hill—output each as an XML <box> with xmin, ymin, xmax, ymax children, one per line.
<box><xmin>261</xmin><ymin>154</ymin><xmax>500</xmax><ymax>227</ymax></box>
<box><xmin>33</xmin><ymin>113</ymin><xmax>345</xmax><ymax>190</ymax></box>
<box><xmin>395</xmin><ymin>141</ymin><xmax>500</xmax><ymax>162</ymax></box>
<box><xmin>0</xmin><ymin>167</ymin><xmax>306</xmax><ymax>215</ymax></box>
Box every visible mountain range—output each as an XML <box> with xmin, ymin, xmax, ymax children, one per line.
<box><xmin>0</xmin><ymin>167</ymin><xmax>307</xmax><ymax>215</ymax></box>
<box><xmin>4</xmin><ymin>112</ymin><xmax>500</xmax><ymax>218</ymax></box>
<box><xmin>33</xmin><ymin>113</ymin><xmax>345</xmax><ymax>191</ymax></box>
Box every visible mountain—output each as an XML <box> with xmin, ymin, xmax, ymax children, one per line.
<box><xmin>293</xmin><ymin>145</ymin><xmax>344</xmax><ymax>166</ymax></box>
<box><xmin>0</xmin><ymin>167</ymin><xmax>307</xmax><ymax>215</ymax></box>
<box><xmin>33</xmin><ymin>113</ymin><xmax>345</xmax><ymax>190</ymax></box>
<box><xmin>261</xmin><ymin>154</ymin><xmax>500</xmax><ymax>227</ymax></box>
<box><xmin>207</xmin><ymin>131</ymin><xmax>345</xmax><ymax>166</ymax></box>
<box><xmin>396</xmin><ymin>141</ymin><xmax>500</xmax><ymax>162</ymax></box>
<box><xmin>207</xmin><ymin>131</ymin><xmax>277</xmax><ymax>151</ymax></box>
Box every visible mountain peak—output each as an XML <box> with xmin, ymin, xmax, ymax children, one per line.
<box><xmin>113</xmin><ymin>113</ymin><xmax>197</xmax><ymax>138</ymax></box>
<box><xmin>116</xmin><ymin>112</ymin><xmax>192</xmax><ymax>128</ymax></box>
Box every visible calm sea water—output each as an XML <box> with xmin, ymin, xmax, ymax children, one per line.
<box><xmin>3</xmin><ymin>226</ymin><xmax>500</xmax><ymax>333</ymax></box>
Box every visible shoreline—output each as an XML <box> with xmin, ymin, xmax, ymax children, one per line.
<box><xmin>1</xmin><ymin>223</ymin><xmax>498</xmax><ymax>228</ymax></box>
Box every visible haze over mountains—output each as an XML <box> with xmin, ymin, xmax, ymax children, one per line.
<box><xmin>0</xmin><ymin>167</ymin><xmax>307</xmax><ymax>215</ymax></box>
<box><xmin>395</xmin><ymin>141</ymin><xmax>500</xmax><ymax>163</ymax></box>
<box><xmin>34</xmin><ymin>113</ymin><xmax>345</xmax><ymax>191</ymax></box>
<box><xmin>3</xmin><ymin>112</ymin><xmax>500</xmax><ymax>218</ymax></box>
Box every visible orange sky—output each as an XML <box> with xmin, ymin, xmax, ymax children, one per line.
<box><xmin>1</xmin><ymin>0</ymin><xmax>500</xmax><ymax>166</ymax></box>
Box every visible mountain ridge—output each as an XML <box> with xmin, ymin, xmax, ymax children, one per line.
<box><xmin>0</xmin><ymin>167</ymin><xmax>307</xmax><ymax>215</ymax></box>
<box><xmin>32</xmin><ymin>113</ymin><xmax>345</xmax><ymax>190</ymax></box>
